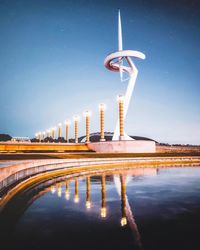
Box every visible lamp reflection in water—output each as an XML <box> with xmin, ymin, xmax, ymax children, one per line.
<box><xmin>51</xmin><ymin>185</ymin><xmax>56</xmax><ymax>194</ymax></box>
<box><xmin>65</xmin><ymin>181</ymin><xmax>70</xmax><ymax>200</ymax></box>
<box><xmin>57</xmin><ymin>184</ymin><xmax>62</xmax><ymax>197</ymax></box>
<box><xmin>120</xmin><ymin>175</ymin><xmax>127</xmax><ymax>226</ymax></box>
<box><xmin>100</xmin><ymin>174</ymin><xmax>107</xmax><ymax>218</ymax></box>
<box><xmin>86</xmin><ymin>176</ymin><xmax>91</xmax><ymax>209</ymax></box>
<box><xmin>74</xmin><ymin>179</ymin><xmax>79</xmax><ymax>203</ymax></box>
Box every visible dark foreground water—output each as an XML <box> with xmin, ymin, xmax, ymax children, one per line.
<box><xmin>0</xmin><ymin>166</ymin><xmax>200</xmax><ymax>250</ymax></box>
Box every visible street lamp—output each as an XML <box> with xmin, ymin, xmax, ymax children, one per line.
<box><xmin>46</xmin><ymin>129</ymin><xmax>51</xmax><ymax>138</ymax></box>
<box><xmin>51</xmin><ymin>127</ymin><xmax>56</xmax><ymax>139</ymax></box>
<box><xmin>58</xmin><ymin>123</ymin><xmax>62</xmax><ymax>138</ymax></box>
<box><xmin>99</xmin><ymin>103</ymin><xmax>106</xmax><ymax>142</ymax></box>
<box><xmin>83</xmin><ymin>111</ymin><xmax>91</xmax><ymax>143</ymax></box>
<box><xmin>64</xmin><ymin>120</ymin><xmax>71</xmax><ymax>143</ymax></box>
<box><xmin>117</xmin><ymin>95</ymin><xmax>124</xmax><ymax>140</ymax></box>
<box><xmin>73</xmin><ymin>115</ymin><xmax>80</xmax><ymax>143</ymax></box>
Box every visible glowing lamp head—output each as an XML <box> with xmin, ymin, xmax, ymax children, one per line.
<box><xmin>117</xmin><ymin>95</ymin><xmax>124</xmax><ymax>102</ymax></box>
<box><xmin>100</xmin><ymin>207</ymin><xmax>107</xmax><ymax>218</ymax></box>
<box><xmin>120</xmin><ymin>217</ymin><xmax>127</xmax><ymax>226</ymax></box>
<box><xmin>98</xmin><ymin>103</ymin><xmax>106</xmax><ymax>111</ymax></box>
<box><xmin>51</xmin><ymin>127</ymin><xmax>56</xmax><ymax>132</ymax></box>
<box><xmin>83</xmin><ymin>110</ymin><xmax>91</xmax><ymax>117</ymax></box>
<box><xmin>86</xmin><ymin>201</ymin><xmax>91</xmax><ymax>209</ymax></box>
<box><xmin>64</xmin><ymin>120</ymin><xmax>71</xmax><ymax>126</ymax></box>
<box><xmin>58</xmin><ymin>123</ymin><xmax>62</xmax><ymax>127</ymax></box>
<box><xmin>73</xmin><ymin>115</ymin><xmax>80</xmax><ymax>122</ymax></box>
<box><xmin>43</xmin><ymin>132</ymin><xmax>46</xmax><ymax>136</ymax></box>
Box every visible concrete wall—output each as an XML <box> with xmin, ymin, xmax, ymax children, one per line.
<box><xmin>88</xmin><ymin>140</ymin><xmax>156</xmax><ymax>153</ymax></box>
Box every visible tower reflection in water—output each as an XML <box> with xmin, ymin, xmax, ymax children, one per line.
<box><xmin>50</xmin><ymin>173</ymin><xmax>133</xmax><ymax>227</ymax></box>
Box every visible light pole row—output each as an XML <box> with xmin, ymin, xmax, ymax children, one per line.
<box><xmin>35</xmin><ymin>95</ymin><xmax>124</xmax><ymax>143</ymax></box>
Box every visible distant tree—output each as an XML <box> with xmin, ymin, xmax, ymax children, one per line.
<box><xmin>0</xmin><ymin>134</ymin><xmax>12</xmax><ymax>141</ymax></box>
<box><xmin>31</xmin><ymin>138</ymin><xmax>39</xmax><ymax>142</ymax></box>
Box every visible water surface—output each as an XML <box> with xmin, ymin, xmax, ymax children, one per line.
<box><xmin>1</xmin><ymin>166</ymin><xmax>200</xmax><ymax>250</ymax></box>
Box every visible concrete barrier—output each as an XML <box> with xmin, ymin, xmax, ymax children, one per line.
<box><xmin>88</xmin><ymin>140</ymin><xmax>156</xmax><ymax>153</ymax></box>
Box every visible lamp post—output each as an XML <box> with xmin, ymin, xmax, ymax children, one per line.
<box><xmin>64</xmin><ymin>120</ymin><xmax>71</xmax><ymax>143</ymax></box>
<box><xmin>42</xmin><ymin>131</ymin><xmax>46</xmax><ymax>140</ymax></box>
<box><xmin>51</xmin><ymin>127</ymin><xmax>56</xmax><ymax>139</ymax></box>
<box><xmin>46</xmin><ymin>129</ymin><xmax>50</xmax><ymax>138</ymax></box>
<box><xmin>117</xmin><ymin>95</ymin><xmax>124</xmax><ymax>140</ymax></box>
<box><xmin>58</xmin><ymin>123</ymin><xmax>62</xmax><ymax>138</ymax></box>
<box><xmin>100</xmin><ymin>174</ymin><xmax>106</xmax><ymax>218</ymax></box>
<box><xmin>73</xmin><ymin>115</ymin><xmax>79</xmax><ymax>143</ymax></box>
<box><xmin>83</xmin><ymin>111</ymin><xmax>91</xmax><ymax>143</ymax></box>
<box><xmin>38</xmin><ymin>132</ymin><xmax>42</xmax><ymax>142</ymax></box>
<box><xmin>99</xmin><ymin>103</ymin><xmax>106</xmax><ymax>142</ymax></box>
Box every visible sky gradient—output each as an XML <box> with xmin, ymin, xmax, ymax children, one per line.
<box><xmin>0</xmin><ymin>0</ymin><xmax>200</xmax><ymax>144</ymax></box>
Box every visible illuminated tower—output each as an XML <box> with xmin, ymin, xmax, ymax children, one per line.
<box><xmin>104</xmin><ymin>10</ymin><xmax>145</xmax><ymax>140</ymax></box>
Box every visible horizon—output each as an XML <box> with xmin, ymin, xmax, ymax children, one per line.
<box><xmin>0</xmin><ymin>0</ymin><xmax>199</xmax><ymax>145</ymax></box>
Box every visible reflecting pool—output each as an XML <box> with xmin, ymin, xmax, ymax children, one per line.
<box><xmin>0</xmin><ymin>166</ymin><xmax>200</xmax><ymax>250</ymax></box>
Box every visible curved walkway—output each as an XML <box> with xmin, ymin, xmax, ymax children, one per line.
<box><xmin>0</xmin><ymin>156</ymin><xmax>200</xmax><ymax>212</ymax></box>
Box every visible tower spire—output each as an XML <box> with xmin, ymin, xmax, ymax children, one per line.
<box><xmin>118</xmin><ymin>10</ymin><xmax>123</xmax><ymax>81</ymax></box>
<box><xmin>118</xmin><ymin>9</ymin><xmax>123</xmax><ymax>51</ymax></box>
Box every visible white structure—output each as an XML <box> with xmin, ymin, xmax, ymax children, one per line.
<box><xmin>104</xmin><ymin>10</ymin><xmax>145</xmax><ymax>141</ymax></box>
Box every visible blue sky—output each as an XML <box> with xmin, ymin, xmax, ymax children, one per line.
<box><xmin>0</xmin><ymin>0</ymin><xmax>200</xmax><ymax>144</ymax></box>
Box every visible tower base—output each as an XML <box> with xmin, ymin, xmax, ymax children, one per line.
<box><xmin>87</xmin><ymin>140</ymin><xmax>156</xmax><ymax>153</ymax></box>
